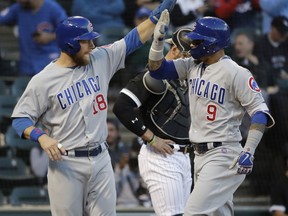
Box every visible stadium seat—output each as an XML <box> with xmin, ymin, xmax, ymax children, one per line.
<box><xmin>10</xmin><ymin>76</ymin><xmax>31</xmax><ymax>99</ymax></box>
<box><xmin>5</xmin><ymin>126</ymin><xmax>37</xmax><ymax>151</ymax></box>
<box><xmin>0</xmin><ymin>95</ymin><xmax>17</xmax><ymax>126</ymax></box>
<box><xmin>0</xmin><ymin>157</ymin><xmax>29</xmax><ymax>177</ymax></box>
<box><xmin>9</xmin><ymin>186</ymin><xmax>49</xmax><ymax>206</ymax></box>
<box><xmin>0</xmin><ymin>157</ymin><xmax>37</xmax><ymax>196</ymax></box>
<box><xmin>0</xmin><ymin>59</ymin><xmax>19</xmax><ymax>77</ymax></box>
<box><xmin>0</xmin><ymin>80</ymin><xmax>9</xmax><ymax>95</ymax></box>
<box><xmin>96</xmin><ymin>27</ymin><xmax>128</xmax><ymax>46</ymax></box>
<box><xmin>0</xmin><ymin>190</ymin><xmax>5</xmax><ymax>205</ymax></box>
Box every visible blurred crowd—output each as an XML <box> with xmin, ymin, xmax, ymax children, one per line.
<box><xmin>0</xmin><ymin>0</ymin><xmax>287</xmax><ymax>213</ymax></box>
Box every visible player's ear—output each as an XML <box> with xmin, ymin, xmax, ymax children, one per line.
<box><xmin>170</xmin><ymin>45</ymin><xmax>179</xmax><ymax>55</ymax></box>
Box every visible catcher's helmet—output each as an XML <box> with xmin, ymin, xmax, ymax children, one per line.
<box><xmin>186</xmin><ymin>16</ymin><xmax>230</xmax><ymax>59</ymax></box>
<box><xmin>165</xmin><ymin>27</ymin><xmax>193</xmax><ymax>52</ymax></box>
<box><xmin>56</xmin><ymin>16</ymin><xmax>100</xmax><ymax>55</ymax></box>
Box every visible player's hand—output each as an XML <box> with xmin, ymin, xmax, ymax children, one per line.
<box><xmin>149</xmin><ymin>136</ymin><xmax>174</xmax><ymax>157</ymax></box>
<box><xmin>118</xmin><ymin>153</ymin><xmax>129</xmax><ymax>170</ymax></box>
<box><xmin>153</xmin><ymin>9</ymin><xmax>169</xmax><ymax>43</ymax></box>
<box><xmin>229</xmin><ymin>151</ymin><xmax>254</xmax><ymax>175</ymax></box>
<box><xmin>149</xmin><ymin>0</ymin><xmax>176</xmax><ymax>24</ymax></box>
<box><xmin>149</xmin><ymin>10</ymin><xmax>169</xmax><ymax>65</ymax></box>
<box><xmin>38</xmin><ymin>134</ymin><xmax>67</xmax><ymax>161</ymax></box>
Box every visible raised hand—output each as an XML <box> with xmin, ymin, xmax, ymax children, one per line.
<box><xmin>149</xmin><ymin>9</ymin><xmax>170</xmax><ymax>65</ymax></box>
<box><xmin>149</xmin><ymin>0</ymin><xmax>176</xmax><ymax>24</ymax></box>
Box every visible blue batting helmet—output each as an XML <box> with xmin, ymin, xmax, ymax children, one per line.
<box><xmin>56</xmin><ymin>16</ymin><xmax>100</xmax><ymax>55</ymax></box>
<box><xmin>186</xmin><ymin>16</ymin><xmax>230</xmax><ymax>59</ymax></box>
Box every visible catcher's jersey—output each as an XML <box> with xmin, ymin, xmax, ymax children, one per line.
<box><xmin>12</xmin><ymin>39</ymin><xmax>126</xmax><ymax>150</ymax></box>
<box><xmin>121</xmin><ymin>72</ymin><xmax>190</xmax><ymax>144</ymax></box>
<box><xmin>174</xmin><ymin>55</ymin><xmax>271</xmax><ymax>143</ymax></box>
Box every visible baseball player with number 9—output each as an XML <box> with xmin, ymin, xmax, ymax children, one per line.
<box><xmin>10</xmin><ymin>1</ymin><xmax>176</xmax><ymax>215</ymax></box>
<box><xmin>148</xmin><ymin>13</ymin><xmax>275</xmax><ymax>215</ymax></box>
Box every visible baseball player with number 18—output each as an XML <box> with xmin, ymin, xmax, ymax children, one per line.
<box><xmin>10</xmin><ymin>1</ymin><xmax>176</xmax><ymax>215</ymax></box>
<box><xmin>148</xmin><ymin>13</ymin><xmax>275</xmax><ymax>215</ymax></box>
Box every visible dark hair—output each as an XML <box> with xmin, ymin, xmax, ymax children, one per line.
<box><xmin>107</xmin><ymin>118</ymin><xmax>119</xmax><ymax>131</ymax></box>
<box><xmin>233</xmin><ymin>27</ymin><xmax>256</xmax><ymax>41</ymax></box>
<box><xmin>271</xmin><ymin>16</ymin><xmax>288</xmax><ymax>34</ymax></box>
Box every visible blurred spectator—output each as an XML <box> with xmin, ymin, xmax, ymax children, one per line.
<box><xmin>233</xmin><ymin>30</ymin><xmax>272</xmax><ymax>93</ymax></box>
<box><xmin>254</xmin><ymin>16</ymin><xmax>288</xmax><ymax>190</ymax></box>
<box><xmin>122</xmin><ymin>0</ymin><xmax>138</xmax><ymax>28</ymax></box>
<box><xmin>122</xmin><ymin>0</ymin><xmax>160</xmax><ymax>30</ymax></box>
<box><xmin>269</xmin><ymin>156</ymin><xmax>288</xmax><ymax>216</ymax></box>
<box><xmin>134</xmin><ymin>7</ymin><xmax>152</xmax><ymax>26</ymax></box>
<box><xmin>232</xmin><ymin>30</ymin><xmax>271</xmax><ymax>141</ymax></box>
<box><xmin>0</xmin><ymin>0</ymin><xmax>67</xmax><ymax>76</ymax></box>
<box><xmin>232</xmin><ymin>30</ymin><xmax>277</xmax><ymax>196</ymax></box>
<box><xmin>170</xmin><ymin>0</ymin><xmax>213</xmax><ymax>28</ymax></box>
<box><xmin>115</xmin><ymin>137</ymin><xmax>151</xmax><ymax>207</ymax></box>
<box><xmin>106</xmin><ymin>118</ymin><xmax>130</xmax><ymax>170</ymax></box>
<box><xmin>259</xmin><ymin>0</ymin><xmax>288</xmax><ymax>34</ymax></box>
<box><xmin>137</xmin><ymin>0</ymin><xmax>161</xmax><ymax>10</ymax></box>
<box><xmin>71</xmin><ymin>0</ymin><xmax>125</xmax><ymax>33</ymax></box>
<box><xmin>119</xmin><ymin>6</ymin><xmax>170</xmax><ymax>87</ymax></box>
<box><xmin>254</xmin><ymin>16</ymin><xmax>288</xmax><ymax>93</ymax></box>
<box><xmin>30</xmin><ymin>145</ymin><xmax>49</xmax><ymax>185</ymax></box>
<box><xmin>124</xmin><ymin>7</ymin><xmax>152</xmax><ymax>74</ymax></box>
<box><xmin>212</xmin><ymin>0</ymin><xmax>260</xmax><ymax>33</ymax></box>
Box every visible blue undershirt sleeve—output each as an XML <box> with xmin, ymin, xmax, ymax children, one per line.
<box><xmin>251</xmin><ymin>111</ymin><xmax>268</xmax><ymax>125</ymax></box>
<box><xmin>12</xmin><ymin>117</ymin><xmax>34</xmax><ymax>138</ymax></box>
<box><xmin>124</xmin><ymin>27</ymin><xmax>143</xmax><ymax>57</ymax></box>
<box><xmin>149</xmin><ymin>59</ymin><xmax>179</xmax><ymax>80</ymax></box>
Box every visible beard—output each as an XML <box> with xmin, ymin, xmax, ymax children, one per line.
<box><xmin>71</xmin><ymin>53</ymin><xmax>90</xmax><ymax>66</ymax></box>
<box><xmin>19</xmin><ymin>1</ymin><xmax>33</xmax><ymax>9</ymax></box>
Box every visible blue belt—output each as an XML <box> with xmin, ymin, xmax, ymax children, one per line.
<box><xmin>192</xmin><ymin>142</ymin><xmax>222</xmax><ymax>154</ymax></box>
<box><xmin>66</xmin><ymin>142</ymin><xmax>107</xmax><ymax>157</ymax></box>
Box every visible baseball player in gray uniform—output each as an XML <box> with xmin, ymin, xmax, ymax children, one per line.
<box><xmin>10</xmin><ymin>1</ymin><xmax>176</xmax><ymax>215</ymax></box>
<box><xmin>148</xmin><ymin>13</ymin><xmax>275</xmax><ymax>215</ymax></box>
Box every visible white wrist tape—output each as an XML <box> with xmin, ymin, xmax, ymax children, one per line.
<box><xmin>149</xmin><ymin>44</ymin><xmax>164</xmax><ymax>61</ymax></box>
<box><xmin>149</xmin><ymin>10</ymin><xmax>169</xmax><ymax>61</ymax></box>
<box><xmin>244</xmin><ymin>129</ymin><xmax>264</xmax><ymax>155</ymax></box>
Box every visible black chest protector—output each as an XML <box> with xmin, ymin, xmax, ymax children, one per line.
<box><xmin>141</xmin><ymin>79</ymin><xmax>191</xmax><ymax>144</ymax></box>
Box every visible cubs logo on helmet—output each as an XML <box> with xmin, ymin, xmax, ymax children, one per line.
<box><xmin>56</xmin><ymin>16</ymin><xmax>100</xmax><ymax>55</ymax></box>
<box><xmin>185</xmin><ymin>16</ymin><xmax>230</xmax><ymax>59</ymax></box>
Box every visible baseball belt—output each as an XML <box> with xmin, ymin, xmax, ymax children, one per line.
<box><xmin>192</xmin><ymin>142</ymin><xmax>222</xmax><ymax>154</ymax></box>
<box><xmin>66</xmin><ymin>142</ymin><xmax>108</xmax><ymax>157</ymax></box>
<box><xmin>171</xmin><ymin>144</ymin><xmax>193</xmax><ymax>154</ymax></box>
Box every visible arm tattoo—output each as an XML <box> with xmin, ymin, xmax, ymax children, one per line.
<box><xmin>148</xmin><ymin>59</ymin><xmax>164</xmax><ymax>71</ymax></box>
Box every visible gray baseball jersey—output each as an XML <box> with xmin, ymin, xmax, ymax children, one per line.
<box><xmin>12</xmin><ymin>39</ymin><xmax>126</xmax><ymax>150</ymax></box>
<box><xmin>169</xmin><ymin>55</ymin><xmax>274</xmax><ymax>215</ymax></box>
<box><xmin>12</xmin><ymin>39</ymin><xmax>127</xmax><ymax>216</ymax></box>
<box><xmin>174</xmin><ymin>55</ymin><xmax>272</xmax><ymax>143</ymax></box>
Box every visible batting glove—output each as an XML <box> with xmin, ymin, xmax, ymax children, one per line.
<box><xmin>149</xmin><ymin>10</ymin><xmax>169</xmax><ymax>61</ymax></box>
<box><xmin>149</xmin><ymin>0</ymin><xmax>176</xmax><ymax>24</ymax></box>
<box><xmin>229</xmin><ymin>151</ymin><xmax>254</xmax><ymax>175</ymax></box>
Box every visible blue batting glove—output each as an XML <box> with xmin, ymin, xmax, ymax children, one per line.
<box><xmin>229</xmin><ymin>151</ymin><xmax>254</xmax><ymax>175</ymax></box>
<box><xmin>149</xmin><ymin>0</ymin><xmax>176</xmax><ymax>24</ymax></box>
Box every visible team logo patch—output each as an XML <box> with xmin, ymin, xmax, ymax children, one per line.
<box><xmin>248</xmin><ymin>76</ymin><xmax>261</xmax><ymax>92</ymax></box>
